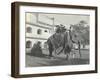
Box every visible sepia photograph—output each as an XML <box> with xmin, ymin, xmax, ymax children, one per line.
<box><xmin>25</xmin><ymin>12</ymin><xmax>90</xmax><ymax>67</ymax></box>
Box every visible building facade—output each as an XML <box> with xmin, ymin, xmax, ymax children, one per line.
<box><xmin>26</xmin><ymin>13</ymin><xmax>55</xmax><ymax>53</ymax></box>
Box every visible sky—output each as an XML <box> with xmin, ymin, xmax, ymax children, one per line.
<box><xmin>26</xmin><ymin>12</ymin><xmax>90</xmax><ymax>29</ymax></box>
<box><xmin>39</xmin><ymin>13</ymin><xmax>90</xmax><ymax>27</ymax></box>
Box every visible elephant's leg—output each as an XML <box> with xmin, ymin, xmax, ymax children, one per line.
<box><xmin>48</xmin><ymin>45</ymin><xmax>53</xmax><ymax>59</ymax></box>
<box><xmin>66</xmin><ymin>54</ymin><xmax>69</xmax><ymax>60</ymax></box>
<box><xmin>48</xmin><ymin>48</ymin><xmax>53</xmax><ymax>57</ymax></box>
<box><xmin>54</xmin><ymin>49</ymin><xmax>57</xmax><ymax>54</ymax></box>
<box><xmin>64</xmin><ymin>49</ymin><xmax>69</xmax><ymax>60</ymax></box>
<box><xmin>47</xmin><ymin>41</ymin><xmax>53</xmax><ymax>58</ymax></box>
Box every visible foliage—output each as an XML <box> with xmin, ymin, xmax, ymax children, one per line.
<box><xmin>72</xmin><ymin>20</ymin><xmax>89</xmax><ymax>45</ymax></box>
<box><xmin>55</xmin><ymin>21</ymin><xmax>89</xmax><ymax>46</ymax></box>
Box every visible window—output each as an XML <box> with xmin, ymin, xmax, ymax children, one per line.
<box><xmin>44</xmin><ymin>30</ymin><xmax>48</xmax><ymax>32</ymax></box>
<box><xmin>26</xmin><ymin>27</ymin><xmax>32</xmax><ymax>33</ymax></box>
<box><xmin>37</xmin><ymin>29</ymin><xmax>42</xmax><ymax>34</ymax></box>
<box><xmin>26</xmin><ymin>41</ymin><xmax>32</xmax><ymax>48</ymax></box>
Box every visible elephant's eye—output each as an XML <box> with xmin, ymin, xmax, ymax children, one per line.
<box><xmin>74</xmin><ymin>35</ymin><xmax>77</xmax><ymax>37</ymax></box>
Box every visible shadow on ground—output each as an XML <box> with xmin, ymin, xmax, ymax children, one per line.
<box><xmin>27</xmin><ymin>52</ymin><xmax>48</xmax><ymax>58</ymax></box>
<box><xmin>26</xmin><ymin>53</ymin><xmax>89</xmax><ymax>67</ymax></box>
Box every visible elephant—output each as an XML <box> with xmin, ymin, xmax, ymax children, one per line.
<box><xmin>47</xmin><ymin>26</ymin><xmax>77</xmax><ymax>60</ymax></box>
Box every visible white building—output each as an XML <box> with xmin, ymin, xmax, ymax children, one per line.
<box><xmin>26</xmin><ymin>13</ymin><xmax>55</xmax><ymax>53</ymax></box>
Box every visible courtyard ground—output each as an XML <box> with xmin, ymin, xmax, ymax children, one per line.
<box><xmin>26</xmin><ymin>49</ymin><xmax>89</xmax><ymax>67</ymax></box>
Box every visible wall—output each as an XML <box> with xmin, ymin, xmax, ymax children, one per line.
<box><xmin>26</xmin><ymin>24</ymin><xmax>51</xmax><ymax>39</ymax></box>
<box><xmin>26</xmin><ymin>13</ymin><xmax>52</xmax><ymax>49</ymax></box>
<box><xmin>0</xmin><ymin>0</ymin><xmax>100</xmax><ymax>80</ymax></box>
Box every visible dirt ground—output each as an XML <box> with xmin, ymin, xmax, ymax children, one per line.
<box><xmin>26</xmin><ymin>49</ymin><xmax>89</xmax><ymax>67</ymax></box>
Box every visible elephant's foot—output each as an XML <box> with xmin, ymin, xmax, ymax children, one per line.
<box><xmin>48</xmin><ymin>56</ymin><xmax>54</xmax><ymax>59</ymax></box>
<box><xmin>65</xmin><ymin>54</ymin><xmax>69</xmax><ymax>60</ymax></box>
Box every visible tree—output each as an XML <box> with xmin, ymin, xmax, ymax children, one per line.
<box><xmin>72</xmin><ymin>20</ymin><xmax>89</xmax><ymax>48</ymax></box>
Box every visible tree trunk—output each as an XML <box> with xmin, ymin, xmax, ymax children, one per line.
<box><xmin>78</xmin><ymin>41</ymin><xmax>81</xmax><ymax>58</ymax></box>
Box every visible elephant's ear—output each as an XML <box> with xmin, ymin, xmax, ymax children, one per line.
<box><xmin>70</xmin><ymin>31</ymin><xmax>78</xmax><ymax>43</ymax></box>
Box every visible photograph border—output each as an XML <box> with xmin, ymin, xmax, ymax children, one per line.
<box><xmin>11</xmin><ymin>2</ymin><xmax>98</xmax><ymax>78</ymax></box>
